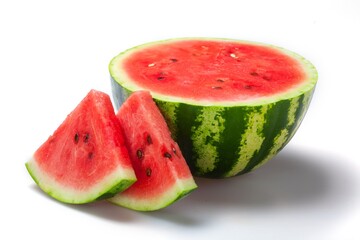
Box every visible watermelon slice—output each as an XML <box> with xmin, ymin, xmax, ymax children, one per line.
<box><xmin>26</xmin><ymin>90</ymin><xmax>137</xmax><ymax>204</ymax></box>
<box><xmin>109</xmin><ymin>38</ymin><xmax>318</xmax><ymax>178</ymax></box>
<box><xmin>108</xmin><ymin>91</ymin><xmax>197</xmax><ymax>211</ymax></box>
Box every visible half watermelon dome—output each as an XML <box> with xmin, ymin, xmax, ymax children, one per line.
<box><xmin>109</xmin><ymin>38</ymin><xmax>318</xmax><ymax>178</ymax></box>
<box><xmin>26</xmin><ymin>90</ymin><xmax>137</xmax><ymax>204</ymax></box>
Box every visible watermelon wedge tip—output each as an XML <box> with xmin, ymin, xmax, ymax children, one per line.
<box><xmin>108</xmin><ymin>91</ymin><xmax>197</xmax><ymax>211</ymax></box>
<box><xmin>26</xmin><ymin>89</ymin><xmax>137</xmax><ymax>204</ymax></box>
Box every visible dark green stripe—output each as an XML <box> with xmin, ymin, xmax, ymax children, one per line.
<box><xmin>173</xmin><ymin>103</ymin><xmax>202</xmax><ymax>173</ymax></box>
<box><xmin>240</xmin><ymin>100</ymin><xmax>291</xmax><ymax>174</ymax></box>
<box><xmin>284</xmin><ymin>94</ymin><xmax>305</xmax><ymax>146</ymax></box>
<box><xmin>208</xmin><ymin>106</ymin><xmax>251</xmax><ymax>178</ymax></box>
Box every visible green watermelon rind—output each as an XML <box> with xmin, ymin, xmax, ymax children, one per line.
<box><xmin>156</xmin><ymin>89</ymin><xmax>315</xmax><ymax>177</ymax></box>
<box><xmin>26</xmin><ymin>158</ymin><xmax>137</xmax><ymax>204</ymax></box>
<box><xmin>108</xmin><ymin>178</ymin><xmax>197</xmax><ymax>211</ymax></box>
<box><xmin>109</xmin><ymin>38</ymin><xmax>318</xmax><ymax>178</ymax></box>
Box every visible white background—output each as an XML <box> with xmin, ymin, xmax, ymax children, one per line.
<box><xmin>1</xmin><ymin>0</ymin><xmax>359</xmax><ymax>239</ymax></box>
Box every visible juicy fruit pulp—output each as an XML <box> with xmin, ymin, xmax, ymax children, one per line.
<box><xmin>122</xmin><ymin>39</ymin><xmax>306</xmax><ymax>102</ymax></box>
<box><xmin>108</xmin><ymin>91</ymin><xmax>197</xmax><ymax>211</ymax></box>
<box><xmin>109</xmin><ymin>38</ymin><xmax>318</xmax><ymax>178</ymax></box>
<box><xmin>26</xmin><ymin>90</ymin><xmax>136</xmax><ymax>204</ymax></box>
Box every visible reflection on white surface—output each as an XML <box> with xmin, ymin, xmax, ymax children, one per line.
<box><xmin>151</xmin><ymin>146</ymin><xmax>356</xmax><ymax>239</ymax></box>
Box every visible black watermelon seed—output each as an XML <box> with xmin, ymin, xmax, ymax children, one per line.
<box><xmin>146</xmin><ymin>135</ymin><xmax>152</xmax><ymax>145</ymax></box>
<box><xmin>146</xmin><ymin>168</ymin><xmax>152</xmax><ymax>177</ymax></box>
<box><xmin>157</xmin><ymin>72</ymin><xmax>166</xmax><ymax>80</ymax></box>
<box><xmin>170</xmin><ymin>58</ymin><xmax>178</xmax><ymax>62</ymax></box>
<box><xmin>137</xmin><ymin>149</ymin><xmax>144</xmax><ymax>160</ymax></box>
<box><xmin>74</xmin><ymin>133</ymin><xmax>79</xmax><ymax>144</ymax></box>
<box><xmin>83</xmin><ymin>133</ymin><xmax>90</xmax><ymax>143</ymax></box>
<box><xmin>164</xmin><ymin>152</ymin><xmax>172</xmax><ymax>159</ymax></box>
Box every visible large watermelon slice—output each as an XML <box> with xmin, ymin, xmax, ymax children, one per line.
<box><xmin>108</xmin><ymin>91</ymin><xmax>197</xmax><ymax>211</ymax></box>
<box><xmin>109</xmin><ymin>38</ymin><xmax>318</xmax><ymax>178</ymax></box>
<box><xmin>26</xmin><ymin>90</ymin><xmax>137</xmax><ymax>204</ymax></box>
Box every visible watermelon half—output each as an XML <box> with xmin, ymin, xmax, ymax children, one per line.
<box><xmin>109</xmin><ymin>38</ymin><xmax>318</xmax><ymax>178</ymax></box>
<box><xmin>26</xmin><ymin>90</ymin><xmax>137</xmax><ymax>204</ymax></box>
<box><xmin>108</xmin><ymin>91</ymin><xmax>197</xmax><ymax>211</ymax></box>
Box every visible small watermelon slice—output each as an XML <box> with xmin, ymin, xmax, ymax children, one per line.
<box><xmin>108</xmin><ymin>91</ymin><xmax>197</xmax><ymax>211</ymax></box>
<box><xmin>26</xmin><ymin>89</ymin><xmax>137</xmax><ymax>204</ymax></box>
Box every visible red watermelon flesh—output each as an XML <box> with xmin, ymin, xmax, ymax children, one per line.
<box><xmin>108</xmin><ymin>91</ymin><xmax>197</xmax><ymax>211</ymax></box>
<box><xmin>26</xmin><ymin>90</ymin><xmax>137</xmax><ymax>204</ymax></box>
<box><xmin>121</xmin><ymin>39</ymin><xmax>306</xmax><ymax>102</ymax></box>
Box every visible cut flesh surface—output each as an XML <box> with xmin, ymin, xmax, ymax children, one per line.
<box><xmin>26</xmin><ymin>90</ymin><xmax>136</xmax><ymax>203</ymax></box>
<box><xmin>110</xmin><ymin>38</ymin><xmax>317</xmax><ymax>106</ymax></box>
<box><xmin>109</xmin><ymin>91</ymin><xmax>197</xmax><ymax>211</ymax></box>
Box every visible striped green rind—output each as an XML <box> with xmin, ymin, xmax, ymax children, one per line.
<box><xmin>160</xmin><ymin>89</ymin><xmax>315</xmax><ymax>177</ymax></box>
<box><xmin>111</xmin><ymin>78</ymin><xmax>315</xmax><ymax>178</ymax></box>
<box><xmin>26</xmin><ymin>157</ymin><xmax>136</xmax><ymax>204</ymax></box>
<box><xmin>109</xmin><ymin>38</ymin><xmax>318</xmax><ymax>178</ymax></box>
